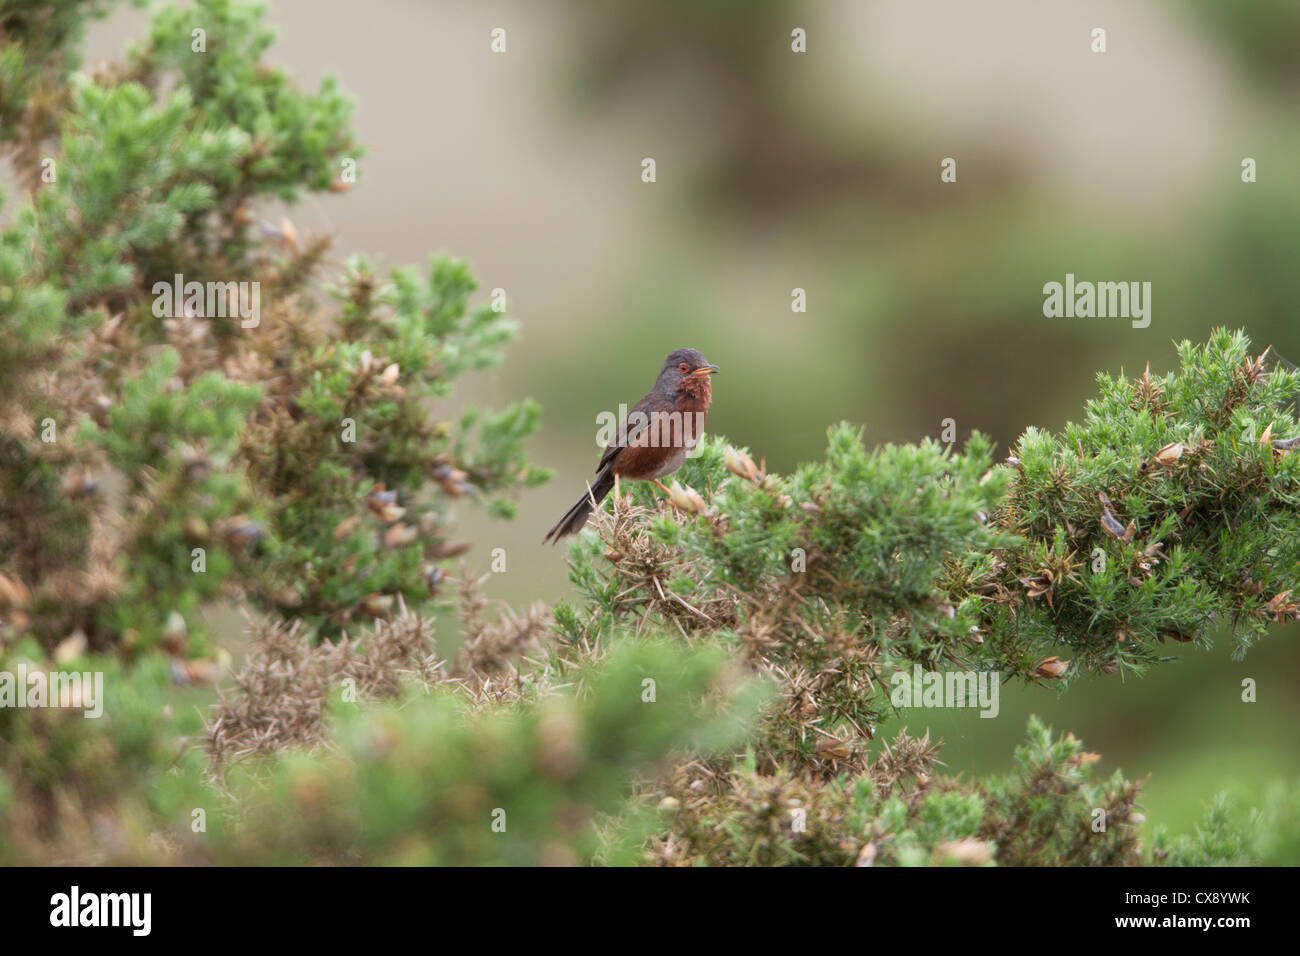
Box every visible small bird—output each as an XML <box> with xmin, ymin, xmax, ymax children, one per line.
<box><xmin>544</xmin><ymin>347</ymin><xmax>719</xmax><ymax>543</ymax></box>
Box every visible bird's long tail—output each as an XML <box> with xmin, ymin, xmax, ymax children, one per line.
<box><xmin>543</xmin><ymin>470</ymin><xmax>616</xmax><ymax>544</ymax></box>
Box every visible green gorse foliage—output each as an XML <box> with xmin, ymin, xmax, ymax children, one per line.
<box><xmin>1</xmin><ymin>0</ymin><xmax>548</xmax><ymax>652</ymax></box>
<box><xmin>558</xmin><ymin>330</ymin><xmax>1299</xmax><ymax>783</ymax></box>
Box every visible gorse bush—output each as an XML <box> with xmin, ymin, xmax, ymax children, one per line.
<box><xmin>559</xmin><ymin>329</ymin><xmax>1300</xmax><ymax>781</ymax></box>
<box><xmin>0</xmin><ymin>0</ymin><xmax>548</xmax><ymax>656</ymax></box>
<box><xmin>2</xmin><ymin>0</ymin><xmax>1298</xmax><ymax>866</ymax></box>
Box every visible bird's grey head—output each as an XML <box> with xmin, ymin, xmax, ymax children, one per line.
<box><xmin>656</xmin><ymin>348</ymin><xmax>719</xmax><ymax>391</ymax></box>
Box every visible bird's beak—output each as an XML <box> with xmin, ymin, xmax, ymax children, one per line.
<box><xmin>691</xmin><ymin>364</ymin><xmax>719</xmax><ymax>376</ymax></box>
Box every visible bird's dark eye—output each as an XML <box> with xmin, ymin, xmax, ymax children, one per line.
<box><xmin>678</xmin><ymin>363</ymin><xmax>690</xmax><ymax>373</ymax></box>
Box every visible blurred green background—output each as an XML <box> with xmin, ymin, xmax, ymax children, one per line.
<box><xmin>60</xmin><ymin>0</ymin><xmax>1300</xmax><ymax>839</ymax></box>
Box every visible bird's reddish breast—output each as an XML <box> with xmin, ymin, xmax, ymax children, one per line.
<box><xmin>678</xmin><ymin>375</ymin><xmax>712</xmax><ymax>409</ymax></box>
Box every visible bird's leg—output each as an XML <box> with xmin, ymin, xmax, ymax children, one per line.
<box><xmin>613</xmin><ymin>472</ymin><xmax>622</xmax><ymax>503</ymax></box>
<box><xmin>650</xmin><ymin>479</ymin><xmax>671</xmax><ymax>495</ymax></box>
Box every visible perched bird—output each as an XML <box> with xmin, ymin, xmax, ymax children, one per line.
<box><xmin>543</xmin><ymin>347</ymin><xmax>719</xmax><ymax>543</ymax></box>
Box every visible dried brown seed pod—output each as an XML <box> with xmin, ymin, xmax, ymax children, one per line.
<box><xmin>723</xmin><ymin>445</ymin><xmax>761</xmax><ymax>483</ymax></box>
<box><xmin>1151</xmin><ymin>441</ymin><xmax>1184</xmax><ymax>468</ymax></box>
<box><xmin>666</xmin><ymin>480</ymin><xmax>707</xmax><ymax>515</ymax></box>
<box><xmin>1036</xmin><ymin>656</ymin><xmax>1069</xmax><ymax>679</ymax></box>
<box><xmin>384</xmin><ymin>522</ymin><xmax>417</xmax><ymax>548</ymax></box>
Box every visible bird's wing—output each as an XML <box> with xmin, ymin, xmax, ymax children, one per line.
<box><xmin>596</xmin><ymin>391</ymin><xmax>654</xmax><ymax>473</ymax></box>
